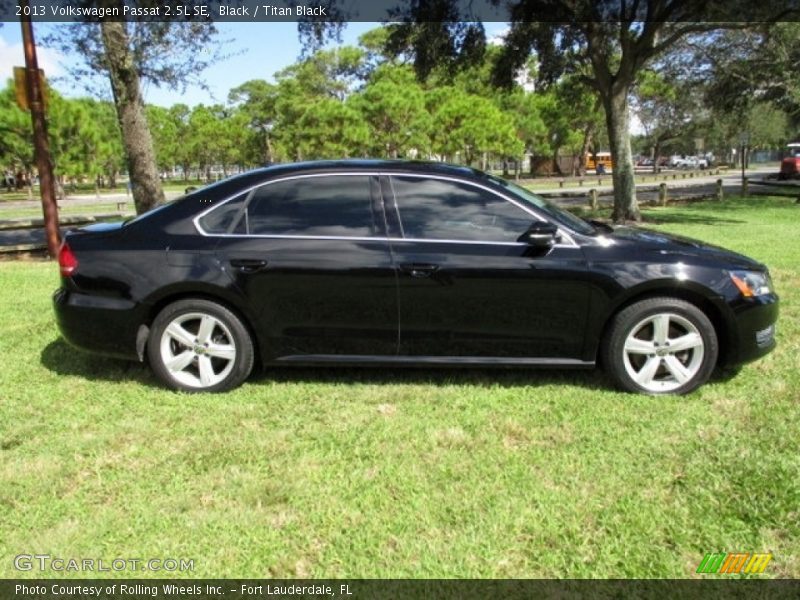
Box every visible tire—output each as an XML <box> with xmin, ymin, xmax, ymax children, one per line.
<box><xmin>602</xmin><ymin>297</ymin><xmax>718</xmax><ymax>395</ymax></box>
<box><xmin>147</xmin><ymin>299</ymin><xmax>254</xmax><ymax>392</ymax></box>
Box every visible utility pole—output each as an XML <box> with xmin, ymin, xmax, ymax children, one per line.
<box><xmin>20</xmin><ymin>1</ymin><xmax>60</xmax><ymax>258</ymax></box>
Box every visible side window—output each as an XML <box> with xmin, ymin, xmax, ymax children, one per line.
<box><xmin>246</xmin><ymin>175</ymin><xmax>376</xmax><ymax>237</ymax></box>
<box><xmin>198</xmin><ymin>192</ymin><xmax>248</xmax><ymax>234</ymax></box>
<box><xmin>390</xmin><ymin>176</ymin><xmax>534</xmax><ymax>242</ymax></box>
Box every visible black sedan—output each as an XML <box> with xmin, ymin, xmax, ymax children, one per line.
<box><xmin>53</xmin><ymin>160</ymin><xmax>778</xmax><ymax>394</ymax></box>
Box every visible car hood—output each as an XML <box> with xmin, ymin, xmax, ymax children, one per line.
<box><xmin>605</xmin><ymin>226</ymin><xmax>765</xmax><ymax>270</ymax></box>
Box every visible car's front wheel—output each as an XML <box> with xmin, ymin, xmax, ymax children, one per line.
<box><xmin>602</xmin><ymin>297</ymin><xmax>718</xmax><ymax>395</ymax></box>
<box><xmin>148</xmin><ymin>299</ymin><xmax>254</xmax><ymax>392</ymax></box>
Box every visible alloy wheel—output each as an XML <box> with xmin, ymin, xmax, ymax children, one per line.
<box><xmin>159</xmin><ymin>312</ymin><xmax>237</xmax><ymax>389</ymax></box>
<box><xmin>621</xmin><ymin>312</ymin><xmax>705</xmax><ymax>393</ymax></box>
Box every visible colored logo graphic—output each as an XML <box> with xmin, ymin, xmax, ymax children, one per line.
<box><xmin>696</xmin><ymin>552</ymin><xmax>772</xmax><ymax>574</ymax></box>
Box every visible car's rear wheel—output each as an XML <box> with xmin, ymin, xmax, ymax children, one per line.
<box><xmin>602</xmin><ymin>297</ymin><xmax>718</xmax><ymax>395</ymax></box>
<box><xmin>148</xmin><ymin>299</ymin><xmax>254</xmax><ymax>392</ymax></box>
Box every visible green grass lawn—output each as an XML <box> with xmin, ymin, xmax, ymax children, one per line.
<box><xmin>0</xmin><ymin>197</ymin><xmax>797</xmax><ymax>579</ymax></box>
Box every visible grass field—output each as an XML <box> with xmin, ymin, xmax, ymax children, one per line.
<box><xmin>0</xmin><ymin>197</ymin><xmax>797</xmax><ymax>579</ymax></box>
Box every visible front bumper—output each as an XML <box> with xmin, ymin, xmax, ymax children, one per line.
<box><xmin>52</xmin><ymin>288</ymin><xmax>142</xmax><ymax>361</ymax></box>
<box><xmin>724</xmin><ymin>293</ymin><xmax>779</xmax><ymax>367</ymax></box>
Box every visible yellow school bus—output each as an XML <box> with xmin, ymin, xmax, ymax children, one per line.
<box><xmin>586</xmin><ymin>151</ymin><xmax>613</xmax><ymax>172</ymax></box>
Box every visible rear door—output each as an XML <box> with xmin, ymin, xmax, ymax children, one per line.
<box><xmin>203</xmin><ymin>173</ymin><xmax>399</xmax><ymax>359</ymax></box>
<box><xmin>382</xmin><ymin>174</ymin><xmax>590</xmax><ymax>360</ymax></box>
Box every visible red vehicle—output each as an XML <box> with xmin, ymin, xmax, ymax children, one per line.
<box><xmin>779</xmin><ymin>143</ymin><xmax>800</xmax><ymax>179</ymax></box>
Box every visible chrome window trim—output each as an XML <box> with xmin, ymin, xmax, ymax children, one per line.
<box><xmin>193</xmin><ymin>170</ymin><xmax>579</xmax><ymax>248</ymax></box>
<box><xmin>388</xmin><ymin>237</ymin><xmax>570</xmax><ymax>248</ymax></box>
<box><xmin>188</xmin><ymin>231</ymin><xmax>580</xmax><ymax>248</ymax></box>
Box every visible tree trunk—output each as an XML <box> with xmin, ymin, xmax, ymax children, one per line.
<box><xmin>604</xmin><ymin>88</ymin><xmax>640</xmax><ymax>222</ymax></box>
<box><xmin>265</xmin><ymin>136</ymin><xmax>274</xmax><ymax>164</ymax></box>
<box><xmin>651</xmin><ymin>142</ymin><xmax>659</xmax><ymax>174</ymax></box>
<box><xmin>100</xmin><ymin>20</ymin><xmax>164</xmax><ymax>214</ymax></box>
<box><xmin>55</xmin><ymin>175</ymin><xmax>65</xmax><ymax>200</ymax></box>
<box><xmin>578</xmin><ymin>125</ymin><xmax>593</xmax><ymax>176</ymax></box>
<box><xmin>552</xmin><ymin>146</ymin><xmax>563</xmax><ymax>176</ymax></box>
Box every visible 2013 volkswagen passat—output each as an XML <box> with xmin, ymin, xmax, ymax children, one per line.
<box><xmin>53</xmin><ymin>160</ymin><xmax>778</xmax><ymax>394</ymax></box>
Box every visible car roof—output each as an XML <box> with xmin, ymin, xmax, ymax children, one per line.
<box><xmin>187</xmin><ymin>160</ymin><xmax>491</xmax><ymax>202</ymax></box>
<box><xmin>250</xmin><ymin>159</ymin><xmax>482</xmax><ymax>179</ymax></box>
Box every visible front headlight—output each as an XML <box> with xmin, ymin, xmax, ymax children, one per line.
<box><xmin>729</xmin><ymin>270</ymin><xmax>772</xmax><ymax>298</ymax></box>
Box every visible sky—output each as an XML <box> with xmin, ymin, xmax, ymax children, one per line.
<box><xmin>0</xmin><ymin>21</ymin><xmax>508</xmax><ymax>107</ymax></box>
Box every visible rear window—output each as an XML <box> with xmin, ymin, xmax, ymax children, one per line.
<box><xmin>197</xmin><ymin>175</ymin><xmax>377</xmax><ymax>238</ymax></box>
<box><xmin>197</xmin><ymin>192</ymin><xmax>248</xmax><ymax>234</ymax></box>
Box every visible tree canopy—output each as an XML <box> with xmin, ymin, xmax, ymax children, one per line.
<box><xmin>43</xmin><ymin>8</ymin><xmax>226</xmax><ymax>212</ymax></box>
<box><xmin>5</xmin><ymin>17</ymin><xmax>800</xmax><ymax>205</ymax></box>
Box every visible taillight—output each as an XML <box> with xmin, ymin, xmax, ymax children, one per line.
<box><xmin>58</xmin><ymin>242</ymin><xmax>78</xmax><ymax>277</ymax></box>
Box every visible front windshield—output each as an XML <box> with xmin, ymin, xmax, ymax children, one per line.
<box><xmin>486</xmin><ymin>175</ymin><xmax>596</xmax><ymax>236</ymax></box>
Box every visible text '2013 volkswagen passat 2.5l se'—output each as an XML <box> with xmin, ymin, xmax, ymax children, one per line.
<box><xmin>53</xmin><ymin>160</ymin><xmax>778</xmax><ymax>394</ymax></box>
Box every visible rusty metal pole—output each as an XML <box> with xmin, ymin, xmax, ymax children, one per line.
<box><xmin>20</xmin><ymin>3</ymin><xmax>60</xmax><ymax>258</ymax></box>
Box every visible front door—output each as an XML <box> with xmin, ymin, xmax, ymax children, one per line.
<box><xmin>382</xmin><ymin>174</ymin><xmax>589</xmax><ymax>359</ymax></box>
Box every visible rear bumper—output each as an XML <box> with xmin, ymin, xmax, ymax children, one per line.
<box><xmin>724</xmin><ymin>293</ymin><xmax>779</xmax><ymax>367</ymax></box>
<box><xmin>52</xmin><ymin>288</ymin><xmax>142</xmax><ymax>361</ymax></box>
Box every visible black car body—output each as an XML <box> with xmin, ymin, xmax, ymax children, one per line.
<box><xmin>53</xmin><ymin>160</ymin><xmax>778</xmax><ymax>394</ymax></box>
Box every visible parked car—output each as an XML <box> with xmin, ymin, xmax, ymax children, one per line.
<box><xmin>670</xmin><ymin>155</ymin><xmax>709</xmax><ymax>169</ymax></box>
<box><xmin>779</xmin><ymin>143</ymin><xmax>800</xmax><ymax>179</ymax></box>
<box><xmin>53</xmin><ymin>160</ymin><xmax>778</xmax><ymax>395</ymax></box>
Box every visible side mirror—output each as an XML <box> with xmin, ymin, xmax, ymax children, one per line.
<box><xmin>518</xmin><ymin>221</ymin><xmax>559</xmax><ymax>249</ymax></box>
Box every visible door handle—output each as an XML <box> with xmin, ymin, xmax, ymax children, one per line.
<box><xmin>230</xmin><ymin>258</ymin><xmax>268</xmax><ymax>273</ymax></box>
<box><xmin>401</xmin><ymin>263</ymin><xmax>439</xmax><ymax>278</ymax></box>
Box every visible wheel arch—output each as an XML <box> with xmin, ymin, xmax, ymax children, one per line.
<box><xmin>592</xmin><ymin>283</ymin><xmax>735</xmax><ymax>368</ymax></box>
<box><xmin>138</xmin><ymin>284</ymin><xmax>264</xmax><ymax>367</ymax></box>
